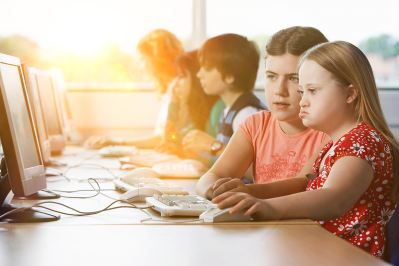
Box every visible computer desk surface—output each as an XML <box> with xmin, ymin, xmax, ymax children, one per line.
<box><xmin>0</xmin><ymin>223</ymin><xmax>388</xmax><ymax>266</ymax></box>
<box><xmin>0</xmin><ymin>146</ymin><xmax>389</xmax><ymax>266</ymax></box>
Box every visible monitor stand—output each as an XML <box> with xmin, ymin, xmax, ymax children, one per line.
<box><xmin>14</xmin><ymin>189</ymin><xmax>60</xmax><ymax>200</ymax></box>
<box><xmin>0</xmin><ymin>157</ymin><xmax>60</xmax><ymax>223</ymax></box>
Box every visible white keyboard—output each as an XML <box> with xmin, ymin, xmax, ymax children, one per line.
<box><xmin>152</xmin><ymin>160</ymin><xmax>206</xmax><ymax>178</ymax></box>
<box><xmin>113</xmin><ymin>177</ymin><xmax>164</xmax><ymax>192</ymax></box>
<box><xmin>99</xmin><ymin>146</ymin><xmax>138</xmax><ymax>157</ymax></box>
<box><xmin>146</xmin><ymin>194</ymin><xmax>214</xmax><ymax>217</ymax></box>
<box><xmin>120</xmin><ymin>151</ymin><xmax>180</xmax><ymax>167</ymax></box>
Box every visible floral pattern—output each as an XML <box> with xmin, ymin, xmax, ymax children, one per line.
<box><xmin>307</xmin><ymin>122</ymin><xmax>396</xmax><ymax>257</ymax></box>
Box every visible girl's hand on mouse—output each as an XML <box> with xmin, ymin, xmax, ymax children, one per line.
<box><xmin>212</xmin><ymin>192</ymin><xmax>276</xmax><ymax>220</ymax></box>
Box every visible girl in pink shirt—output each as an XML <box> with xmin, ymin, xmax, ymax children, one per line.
<box><xmin>213</xmin><ymin>41</ymin><xmax>399</xmax><ymax>257</ymax></box>
<box><xmin>196</xmin><ymin>26</ymin><xmax>329</xmax><ymax>198</ymax></box>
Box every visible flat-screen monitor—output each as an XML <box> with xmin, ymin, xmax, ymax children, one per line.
<box><xmin>35</xmin><ymin>69</ymin><xmax>65</xmax><ymax>155</ymax></box>
<box><xmin>0</xmin><ymin>53</ymin><xmax>46</xmax><ymax>196</ymax></box>
<box><xmin>23</xmin><ymin>66</ymin><xmax>52</xmax><ymax>164</ymax></box>
<box><xmin>0</xmin><ymin>53</ymin><xmax>59</xmax><ymax>223</ymax></box>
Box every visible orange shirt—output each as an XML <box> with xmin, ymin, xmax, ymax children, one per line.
<box><xmin>239</xmin><ymin>111</ymin><xmax>326</xmax><ymax>183</ymax></box>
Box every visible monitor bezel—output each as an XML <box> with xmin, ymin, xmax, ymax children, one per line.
<box><xmin>22</xmin><ymin>66</ymin><xmax>52</xmax><ymax>164</ymax></box>
<box><xmin>0</xmin><ymin>53</ymin><xmax>46</xmax><ymax>196</ymax></box>
<box><xmin>35</xmin><ymin>69</ymin><xmax>66</xmax><ymax>155</ymax></box>
<box><xmin>37</xmin><ymin>71</ymin><xmax>64</xmax><ymax>136</ymax></box>
<box><xmin>49</xmin><ymin>69</ymin><xmax>67</xmax><ymax>133</ymax></box>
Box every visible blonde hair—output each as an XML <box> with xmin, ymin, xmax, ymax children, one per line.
<box><xmin>138</xmin><ymin>29</ymin><xmax>184</xmax><ymax>93</ymax></box>
<box><xmin>300</xmin><ymin>41</ymin><xmax>399</xmax><ymax>202</ymax></box>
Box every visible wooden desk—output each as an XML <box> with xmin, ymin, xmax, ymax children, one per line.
<box><xmin>0</xmin><ymin>223</ymin><xmax>389</xmax><ymax>266</ymax></box>
<box><xmin>0</xmin><ymin>147</ymin><xmax>389</xmax><ymax>266</ymax></box>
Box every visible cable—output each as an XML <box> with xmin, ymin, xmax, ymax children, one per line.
<box><xmin>59</xmin><ymin>163</ymin><xmax>122</xmax><ymax>181</ymax></box>
<box><xmin>43</xmin><ymin>178</ymin><xmax>135</xmax><ymax>204</ymax></box>
<box><xmin>0</xmin><ymin>207</ymin><xmax>31</xmax><ymax>220</ymax></box>
<box><xmin>32</xmin><ymin>200</ymin><xmax>152</xmax><ymax>217</ymax></box>
<box><xmin>44</xmin><ymin>178</ymin><xmax>120</xmax><ymax>200</ymax></box>
<box><xmin>42</xmin><ymin>178</ymin><xmax>104</xmax><ymax>199</ymax></box>
<box><xmin>34</xmin><ymin>178</ymin><xmax>152</xmax><ymax>218</ymax></box>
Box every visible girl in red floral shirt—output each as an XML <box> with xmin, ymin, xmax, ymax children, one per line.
<box><xmin>212</xmin><ymin>41</ymin><xmax>399</xmax><ymax>257</ymax></box>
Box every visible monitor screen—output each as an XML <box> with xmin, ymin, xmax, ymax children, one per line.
<box><xmin>0</xmin><ymin>53</ymin><xmax>46</xmax><ymax>196</ymax></box>
<box><xmin>23</xmin><ymin>67</ymin><xmax>51</xmax><ymax>163</ymax></box>
<box><xmin>36</xmin><ymin>73</ymin><xmax>63</xmax><ymax>136</ymax></box>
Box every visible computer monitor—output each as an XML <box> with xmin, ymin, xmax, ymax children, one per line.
<box><xmin>0</xmin><ymin>53</ymin><xmax>59</xmax><ymax>222</ymax></box>
<box><xmin>22</xmin><ymin>66</ymin><xmax>52</xmax><ymax>164</ymax></box>
<box><xmin>35</xmin><ymin>69</ymin><xmax>65</xmax><ymax>155</ymax></box>
<box><xmin>0</xmin><ymin>54</ymin><xmax>46</xmax><ymax>196</ymax></box>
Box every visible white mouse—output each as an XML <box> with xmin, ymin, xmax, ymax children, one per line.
<box><xmin>120</xmin><ymin>187</ymin><xmax>161</xmax><ymax>202</ymax></box>
<box><xmin>199</xmin><ymin>207</ymin><xmax>253</xmax><ymax>223</ymax></box>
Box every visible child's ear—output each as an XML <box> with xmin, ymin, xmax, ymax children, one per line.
<box><xmin>346</xmin><ymin>84</ymin><xmax>358</xmax><ymax>104</ymax></box>
<box><xmin>224</xmin><ymin>74</ymin><xmax>235</xmax><ymax>85</ymax></box>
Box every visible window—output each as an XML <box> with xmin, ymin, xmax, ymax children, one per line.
<box><xmin>0</xmin><ymin>0</ymin><xmax>193</xmax><ymax>87</ymax></box>
<box><xmin>207</xmin><ymin>0</ymin><xmax>399</xmax><ymax>88</ymax></box>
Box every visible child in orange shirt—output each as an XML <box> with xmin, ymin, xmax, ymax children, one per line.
<box><xmin>196</xmin><ymin>26</ymin><xmax>329</xmax><ymax>198</ymax></box>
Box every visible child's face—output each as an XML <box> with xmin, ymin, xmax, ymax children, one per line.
<box><xmin>197</xmin><ymin>66</ymin><xmax>231</xmax><ymax>96</ymax></box>
<box><xmin>174</xmin><ymin>70</ymin><xmax>191</xmax><ymax>102</ymax></box>
<box><xmin>264</xmin><ymin>53</ymin><xmax>301</xmax><ymax>123</ymax></box>
<box><xmin>298</xmin><ymin>60</ymin><xmax>351</xmax><ymax>132</ymax></box>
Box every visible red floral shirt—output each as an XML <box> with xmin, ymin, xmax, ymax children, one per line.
<box><xmin>307</xmin><ymin>122</ymin><xmax>396</xmax><ymax>257</ymax></box>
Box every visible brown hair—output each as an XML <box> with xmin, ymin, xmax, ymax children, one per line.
<box><xmin>198</xmin><ymin>33</ymin><xmax>259</xmax><ymax>92</ymax></box>
<box><xmin>301</xmin><ymin>41</ymin><xmax>399</xmax><ymax>202</ymax></box>
<box><xmin>266</xmin><ymin>26</ymin><xmax>328</xmax><ymax>56</ymax></box>
<box><xmin>176</xmin><ymin>50</ymin><xmax>218</xmax><ymax>130</ymax></box>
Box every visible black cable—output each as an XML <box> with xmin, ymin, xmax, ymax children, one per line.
<box><xmin>34</xmin><ymin>178</ymin><xmax>152</xmax><ymax>218</ymax></box>
<box><xmin>32</xmin><ymin>200</ymin><xmax>152</xmax><ymax>217</ymax></box>
<box><xmin>42</xmin><ymin>178</ymin><xmax>104</xmax><ymax>199</ymax></box>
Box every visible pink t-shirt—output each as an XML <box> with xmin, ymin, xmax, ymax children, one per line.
<box><xmin>239</xmin><ymin>111</ymin><xmax>326</xmax><ymax>183</ymax></box>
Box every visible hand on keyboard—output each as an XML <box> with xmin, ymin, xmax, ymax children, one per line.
<box><xmin>212</xmin><ymin>177</ymin><xmax>249</xmax><ymax>198</ymax></box>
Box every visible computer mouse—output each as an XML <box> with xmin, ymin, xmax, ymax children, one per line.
<box><xmin>120</xmin><ymin>187</ymin><xmax>161</xmax><ymax>202</ymax></box>
<box><xmin>199</xmin><ymin>207</ymin><xmax>253</xmax><ymax>223</ymax></box>
<box><xmin>121</xmin><ymin>167</ymin><xmax>161</xmax><ymax>185</ymax></box>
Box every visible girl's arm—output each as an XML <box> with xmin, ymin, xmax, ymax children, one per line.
<box><xmin>195</xmin><ymin>130</ymin><xmax>254</xmax><ymax>199</ymax></box>
<box><xmin>214</xmin><ymin>156</ymin><xmax>374</xmax><ymax>221</ymax></box>
<box><xmin>212</xmin><ymin>139</ymin><xmax>327</xmax><ymax>199</ymax></box>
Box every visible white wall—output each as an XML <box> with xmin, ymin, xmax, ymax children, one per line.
<box><xmin>65</xmin><ymin>90</ymin><xmax>161</xmax><ymax>140</ymax></box>
<box><xmin>64</xmin><ymin>87</ymin><xmax>399</xmax><ymax>141</ymax></box>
